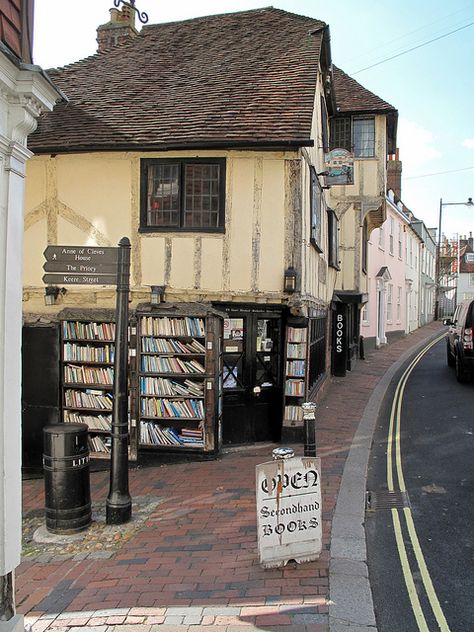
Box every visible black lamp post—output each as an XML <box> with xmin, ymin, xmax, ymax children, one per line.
<box><xmin>435</xmin><ymin>197</ymin><xmax>473</xmax><ymax>320</ymax></box>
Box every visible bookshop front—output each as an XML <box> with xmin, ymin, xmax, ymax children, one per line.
<box><xmin>22</xmin><ymin>301</ymin><xmax>318</xmax><ymax>466</ymax></box>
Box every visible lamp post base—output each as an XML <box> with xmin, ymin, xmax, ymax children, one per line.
<box><xmin>106</xmin><ymin>496</ymin><xmax>132</xmax><ymax>525</ymax></box>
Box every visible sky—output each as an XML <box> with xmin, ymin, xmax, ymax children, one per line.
<box><xmin>32</xmin><ymin>0</ymin><xmax>474</xmax><ymax>240</ymax></box>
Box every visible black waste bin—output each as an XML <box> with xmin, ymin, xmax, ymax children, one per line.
<box><xmin>43</xmin><ymin>423</ymin><xmax>91</xmax><ymax>534</ymax></box>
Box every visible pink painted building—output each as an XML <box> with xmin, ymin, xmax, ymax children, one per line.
<box><xmin>362</xmin><ymin>191</ymin><xmax>422</xmax><ymax>349</ymax></box>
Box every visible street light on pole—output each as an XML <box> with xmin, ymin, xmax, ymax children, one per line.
<box><xmin>435</xmin><ymin>197</ymin><xmax>473</xmax><ymax>320</ymax></box>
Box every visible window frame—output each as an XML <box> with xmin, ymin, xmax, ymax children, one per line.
<box><xmin>386</xmin><ymin>283</ymin><xmax>393</xmax><ymax>323</ymax></box>
<box><xmin>330</xmin><ymin>115</ymin><xmax>376</xmax><ymax>158</ymax></box>
<box><xmin>327</xmin><ymin>208</ymin><xmax>340</xmax><ymax>270</ymax></box>
<box><xmin>140</xmin><ymin>157</ymin><xmax>226</xmax><ymax>233</ymax></box>
<box><xmin>352</xmin><ymin>117</ymin><xmax>376</xmax><ymax>158</ymax></box>
<box><xmin>310</xmin><ymin>166</ymin><xmax>323</xmax><ymax>252</ymax></box>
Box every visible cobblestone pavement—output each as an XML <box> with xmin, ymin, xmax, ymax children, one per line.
<box><xmin>18</xmin><ymin>322</ymin><xmax>444</xmax><ymax>631</ymax></box>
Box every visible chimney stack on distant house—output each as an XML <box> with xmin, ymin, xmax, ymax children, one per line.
<box><xmin>97</xmin><ymin>5</ymin><xmax>138</xmax><ymax>53</ymax></box>
<box><xmin>387</xmin><ymin>148</ymin><xmax>402</xmax><ymax>200</ymax></box>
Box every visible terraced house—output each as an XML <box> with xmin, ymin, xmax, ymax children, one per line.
<box><xmin>21</xmin><ymin>6</ymin><xmax>397</xmax><ymax>463</ymax></box>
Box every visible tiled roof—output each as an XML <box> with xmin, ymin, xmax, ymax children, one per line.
<box><xmin>332</xmin><ymin>65</ymin><xmax>396</xmax><ymax>114</ymax></box>
<box><xmin>29</xmin><ymin>8</ymin><xmax>328</xmax><ymax>153</ymax></box>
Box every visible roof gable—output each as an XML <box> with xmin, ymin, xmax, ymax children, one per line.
<box><xmin>30</xmin><ymin>8</ymin><xmax>328</xmax><ymax>154</ymax></box>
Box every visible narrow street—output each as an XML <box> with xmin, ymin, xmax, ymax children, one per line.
<box><xmin>366</xmin><ymin>335</ymin><xmax>474</xmax><ymax>631</ymax></box>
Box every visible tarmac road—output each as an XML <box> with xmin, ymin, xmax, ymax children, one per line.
<box><xmin>366</xmin><ymin>336</ymin><xmax>474</xmax><ymax>632</ymax></box>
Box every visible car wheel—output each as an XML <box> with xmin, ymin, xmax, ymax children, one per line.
<box><xmin>447</xmin><ymin>343</ymin><xmax>455</xmax><ymax>367</ymax></box>
<box><xmin>455</xmin><ymin>353</ymin><xmax>468</xmax><ymax>383</ymax></box>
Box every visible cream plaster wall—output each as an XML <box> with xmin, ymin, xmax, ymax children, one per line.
<box><xmin>330</xmin><ymin>114</ymin><xmax>388</xmax><ymax>295</ymax></box>
<box><xmin>259</xmin><ymin>159</ymin><xmax>285</xmax><ymax>292</ymax></box>
<box><xmin>23</xmin><ymin>149</ymin><xmax>307</xmax><ymax>313</ymax></box>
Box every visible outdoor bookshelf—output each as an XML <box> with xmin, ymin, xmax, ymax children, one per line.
<box><xmin>59</xmin><ymin>309</ymin><xmax>136</xmax><ymax>461</ymax></box>
<box><xmin>282</xmin><ymin>323</ymin><xmax>308</xmax><ymax>429</ymax></box>
<box><xmin>135</xmin><ymin>303</ymin><xmax>224</xmax><ymax>454</ymax></box>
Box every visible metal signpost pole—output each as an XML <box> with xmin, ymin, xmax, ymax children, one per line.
<box><xmin>106</xmin><ymin>237</ymin><xmax>132</xmax><ymax>525</ymax></box>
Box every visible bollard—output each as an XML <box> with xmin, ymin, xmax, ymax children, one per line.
<box><xmin>302</xmin><ymin>402</ymin><xmax>317</xmax><ymax>456</ymax></box>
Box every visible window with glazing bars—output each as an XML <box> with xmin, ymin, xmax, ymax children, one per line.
<box><xmin>353</xmin><ymin>118</ymin><xmax>375</xmax><ymax>157</ymax></box>
<box><xmin>330</xmin><ymin>116</ymin><xmax>375</xmax><ymax>157</ymax></box>
<box><xmin>140</xmin><ymin>158</ymin><xmax>225</xmax><ymax>231</ymax></box>
<box><xmin>308</xmin><ymin>312</ymin><xmax>327</xmax><ymax>391</ymax></box>
<box><xmin>330</xmin><ymin>117</ymin><xmax>351</xmax><ymax>151</ymax></box>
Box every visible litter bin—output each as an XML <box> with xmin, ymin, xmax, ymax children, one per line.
<box><xmin>43</xmin><ymin>423</ymin><xmax>91</xmax><ymax>534</ymax></box>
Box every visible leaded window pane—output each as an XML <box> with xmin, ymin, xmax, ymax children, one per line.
<box><xmin>147</xmin><ymin>163</ymin><xmax>180</xmax><ymax>227</ymax></box>
<box><xmin>353</xmin><ymin>118</ymin><xmax>375</xmax><ymax>157</ymax></box>
<box><xmin>330</xmin><ymin>117</ymin><xmax>351</xmax><ymax>151</ymax></box>
<box><xmin>184</xmin><ymin>164</ymin><xmax>220</xmax><ymax>228</ymax></box>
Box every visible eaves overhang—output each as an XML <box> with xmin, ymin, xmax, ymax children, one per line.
<box><xmin>30</xmin><ymin>138</ymin><xmax>315</xmax><ymax>156</ymax></box>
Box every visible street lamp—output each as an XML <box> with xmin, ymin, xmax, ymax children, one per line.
<box><xmin>435</xmin><ymin>197</ymin><xmax>473</xmax><ymax>320</ymax></box>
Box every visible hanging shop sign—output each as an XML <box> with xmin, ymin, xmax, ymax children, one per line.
<box><xmin>256</xmin><ymin>455</ymin><xmax>322</xmax><ymax>568</ymax></box>
<box><xmin>324</xmin><ymin>149</ymin><xmax>354</xmax><ymax>185</ymax></box>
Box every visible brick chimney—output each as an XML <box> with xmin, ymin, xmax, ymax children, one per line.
<box><xmin>387</xmin><ymin>148</ymin><xmax>402</xmax><ymax>199</ymax></box>
<box><xmin>97</xmin><ymin>5</ymin><xmax>138</xmax><ymax>53</ymax></box>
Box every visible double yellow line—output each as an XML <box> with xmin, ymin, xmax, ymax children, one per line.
<box><xmin>386</xmin><ymin>335</ymin><xmax>451</xmax><ymax>632</ymax></box>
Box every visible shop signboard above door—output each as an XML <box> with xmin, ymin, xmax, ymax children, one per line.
<box><xmin>43</xmin><ymin>245</ymin><xmax>119</xmax><ymax>285</ymax></box>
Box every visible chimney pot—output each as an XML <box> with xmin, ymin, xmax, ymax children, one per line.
<box><xmin>97</xmin><ymin>5</ymin><xmax>138</xmax><ymax>53</ymax></box>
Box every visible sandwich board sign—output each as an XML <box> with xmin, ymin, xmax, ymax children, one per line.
<box><xmin>256</xmin><ymin>454</ymin><xmax>322</xmax><ymax>568</ymax></box>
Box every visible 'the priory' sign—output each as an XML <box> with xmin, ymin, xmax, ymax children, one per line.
<box><xmin>256</xmin><ymin>455</ymin><xmax>322</xmax><ymax>568</ymax></box>
<box><xmin>43</xmin><ymin>245</ymin><xmax>119</xmax><ymax>285</ymax></box>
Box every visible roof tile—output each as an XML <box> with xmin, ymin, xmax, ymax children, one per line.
<box><xmin>30</xmin><ymin>8</ymin><xmax>326</xmax><ymax>153</ymax></box>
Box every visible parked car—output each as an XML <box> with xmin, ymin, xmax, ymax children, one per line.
<box><xmin>444</xmin><ymin>299</ymin><xmax>474</xmax><ymax>382</ymax></box>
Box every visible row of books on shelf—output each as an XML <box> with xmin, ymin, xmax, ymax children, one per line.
<box><xmin>287</xmin><ymin>327</ymin><xmax>307</xmax><ymax>343</ymax></box>
<box><xmin>140</xmin><ymin>397</ymin><xmax>204</xmax><ymax>419</ymax></box>
<box><xmin>286</xmin><ymin>343</ymin><xmax>307</xmax><ymax>359</ymax></box>
<box><xmin>63</xmin><ymin>321</ymin><xmax>115</xmax><ymax>341</ymax></box>
<box><xmin>64</xmin><ymin>411</ymin><xmax>112</xmax><ymax>431</ymax></box>
<box><xmin>139</xmin><ymin>376</ymin><xmax>204</xmax><ymax>397</ymax></box>
<box><xmin>64</xmin><ymin>365</ymin><xmax>114</xmax><ymax>385</ymax></box>
<box><xmin>286</xmin><ymin>360</ymin><xmax>305</xmax><ymax>377</ymax></box>
<box><xmin>285</xmin><ymin>379</ymin><xmax>305</xmax><ymax>396</ymax></box>
<box><xmin>140</xmin><ymin>316</ymin><xmax>205</xmax><ymax>338</ymax></box>
<box><xmin>284</xmin><ymin>405</ymin><xmax>304</xmax><ymax>422</ymax></box>
<box><xmin>63</xmin><ymin>342</ymin><xmax>114</xmax><ymax>364</ymax></box>
<box><xmin>140</xmin><ymin>421</ymin><xmax>204</xmax><ymax>447</ymax></box>
<box><xmin>141</xmin><ymin>336</ymin><xmax>205</xmax><ymax>355</ymax></box>
<box><xmin>88</xmin><ymin>434</ymin><xmax>112</xmax><ymax>453</ymax></box>
<box><xmin>141</xmin><ymin>355</ymin><xmax>205</xmax><ymax>374</ymax></box>
<box><xmin>64</xmin><ymin>388</ymin><xmax>113</xmax><ymax>409</ymax></box>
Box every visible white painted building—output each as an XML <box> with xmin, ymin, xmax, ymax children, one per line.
<box><xmin>0</xmin><ymin>1</ymin><xmax>62</xmax><ymax>623</ymax></box>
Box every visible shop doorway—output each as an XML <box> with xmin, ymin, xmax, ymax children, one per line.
<box><xmin>219</xmin><ymin>306</ymin><xmax>283</xmax><ymax>444</ymax></box>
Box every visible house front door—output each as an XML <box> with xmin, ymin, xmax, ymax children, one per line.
<box><xmin>219</xmin><ymin>306</ymin><xmax>283</xmax><ymax>444</ymax></box>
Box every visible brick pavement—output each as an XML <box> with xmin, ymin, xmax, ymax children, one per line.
<box><xmin>17</xmin><ymin>322</ymin><xmax>444</xmax><ymax>631</ymax></box>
